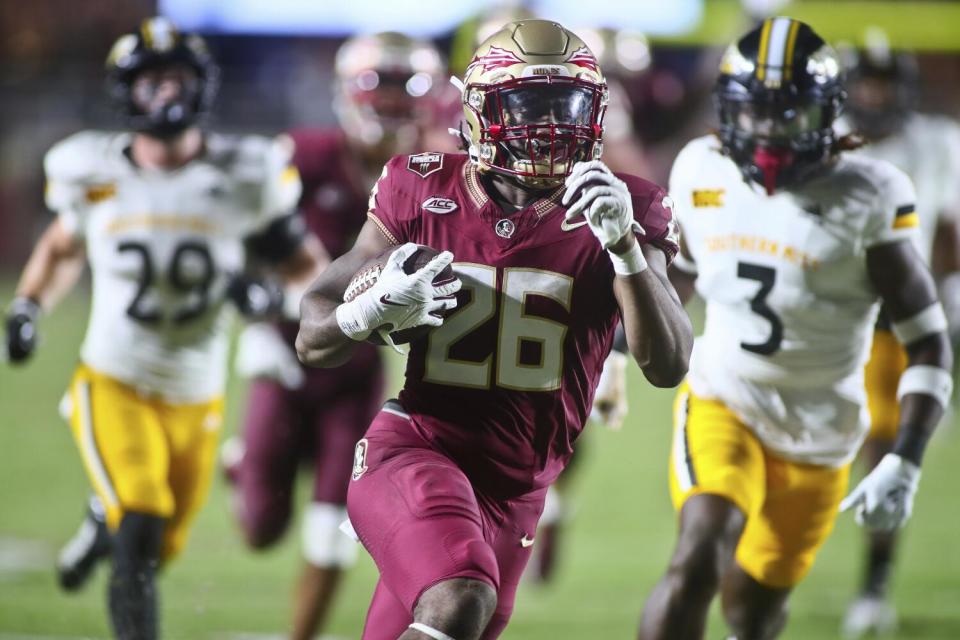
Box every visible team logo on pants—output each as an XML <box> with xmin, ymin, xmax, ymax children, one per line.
<box><xmin>352</xmin><ymin>438</ymin><xmax>369</xmax><ymax>481</ymax></box>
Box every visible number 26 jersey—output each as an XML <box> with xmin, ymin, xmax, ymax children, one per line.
<box><xmin>44</xmin><ymin>131</ymin><xmax>301</xmax><ymax>403</ymax></box>
<box><xmin>670</xmin><ymin>135</ymin><xmax>919</xmax><ymax>466</ymax></box>
<box><xmin>368</xmin><ymin>152</ymin><xmax>678</xmax><ymax>498</ymax></box>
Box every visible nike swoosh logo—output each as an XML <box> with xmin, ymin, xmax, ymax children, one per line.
<box><xmin>560</xmin><ymin>218</ymin><xmax>589</xmax><ymax>232</ymax></box>
<box><xmin>379</xmin><ymin>294</ymin><xmax>404</xmax><ymax>307</ymax></box>
<box><xmin>520</xmin><ymin>535</ymin><xmax>535</xmax><ymax>548</ymax></box>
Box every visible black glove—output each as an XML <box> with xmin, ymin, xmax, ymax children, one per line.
<box><xmin>5</xmin><ymin>297</ymin><xmax>41</xmax><ymax>364</ymax></box>
<box><xmin>225</xmin><ymin>274</ymin><xmax>285</xmax><ymax>320</ymax></box>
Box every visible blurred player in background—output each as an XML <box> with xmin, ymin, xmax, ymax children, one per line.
<box><xmin>3</xmin><ymin>17</ymin><xmax>322</xmax><ymax>640</ymax></box>
<box><xmin>225</xmin><ymin>31</ymin><xmax>445</xmax><ymax>640</ymax></box>
<box><xmin>641</xmin><ymin>18</ymin><xmax>952</xmax><ymax>640</ymax></box>
<box><xmin>297</xmin><ymin>19</ymin><xmax>691</xmax><ymax>640</ymax></box>
<box><xmin>839</xmin><ymin>33</ymin><xmax>960</xmax><ymax>638</ymax></box>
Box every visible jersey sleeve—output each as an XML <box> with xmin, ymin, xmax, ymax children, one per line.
<box><xmin>635</xmin><ymin>188</ymin><xmax>680</xmax><ymax>263</ymax></box>
<box><xmin>863</xmin><ymin>162</ymin><xmax>921</xmax><ymax>248</ymax></box>
<box><xmin>43</xmin><ymin>134</ymin><xmax>94</xmax><ymax>239</ymax></box>
<box><xmin>366</xmin><ymin>155</ymin><xmax>416</xmax><ymax>246</ymax></box>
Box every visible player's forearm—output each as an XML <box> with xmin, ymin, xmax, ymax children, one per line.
<box><xmin>15</xmin><ymin>221</ymin><xmax>85</xmax><ymax>311</ymax></box>
<box><xmin>667</xmin><ymin>266</ymin><xmax>697</xmax><ymax>307</ymax></box>
<box><xmin>893</xmin><ymin>332</ymin><xmax>953</xmax><ymax>466</ymax></box>
<box><xmin>295</xmin><ymin>292</ymin><xmax>358</xmax><ymax>368</ymax></box>
<box><xmin>615</xmin><ymin>249</ymin><xmax>692</xmax><ymax>387</ymax></box>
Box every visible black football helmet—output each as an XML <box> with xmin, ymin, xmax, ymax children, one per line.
<box><xmin>716</xmin><ymin>17</ymin><xmax>845</xmax><ymax>195</ymax></box>
<box><xmin>105</xmin><ymin>17</ymin><xmax>219</xmax><ymax>139</ymax></box>
<box><xmin>842</xmin><ymin>33</ymin><xmax>918</xmax><ymax>141</ymax></box>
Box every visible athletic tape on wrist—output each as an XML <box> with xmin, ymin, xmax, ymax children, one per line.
<box><xmin>609</xmin><ymin>240</ymin><xmax>648</xmax><ymax>276</ymax></box>
<box><xmin>892</xmin><ymin>303</ymin><xmax>948</xmax><ymax>345</ymax></box>
<box><xmin>409</xmin><ymin>623</ymin><xmax>457</xmax><ymax>640</ymax></box>
<box><xmin>897</xmin><ymin>364</ymin><xmax>954</xmax><ymax>408</ymax></box>
<box><xmin>335</xmin><ymin>301</ymin><xmax>371</xmax><ymax>341</ymax></box>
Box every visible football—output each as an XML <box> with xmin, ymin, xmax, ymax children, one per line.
<box><xmin>343</xmin><ymin>244</ymin><xmax>455</xmax><ymax>345</ymax></box>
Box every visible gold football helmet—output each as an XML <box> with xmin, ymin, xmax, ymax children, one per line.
<box><xmin>334</xmin><ymin>32</ymin><xmax>443</xmax><ymax>153</ymax></box>
<box><xmin>460</xmin><ymin>20</ymin><xmax>608</xmax><ymax>186</ymax></box>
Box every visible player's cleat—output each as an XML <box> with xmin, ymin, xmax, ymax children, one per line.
<box><xmin>842</xmin><ymin>595</ymin><xmax>898</xmax><ymax>638</ymax></box>
<box><xmin>56</xmin><ymin>496</ymin><xmax>111</xmax><ymax>591</ymax></box>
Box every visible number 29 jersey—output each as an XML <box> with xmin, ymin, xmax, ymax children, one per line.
<box><xmin>670</xmin><ymin>135</ymin><xmax>919</xmax><ymax>466</ymax></box>
<box><xmin>44</xmin><ymin>131</ymin><xmax>301</xmax><ymax>403</ymax></box>
<box><xmin>368</xmin><ymin>152</ymin><xmax>678</xmax><ymax>498</ymax></box>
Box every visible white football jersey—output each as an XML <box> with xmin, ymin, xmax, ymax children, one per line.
<box><xmin>851</xmin><ymin>114</ymin><xmax>960</xmax><ymax>262</ymax></box>
<box><xmin>44</xmin><ymin>130</ymin><xmax>301</xmax><ymax>403</ymax></box>
<box><xmin>670</xmin><ymin>135</ymin><xmax>918</xmax><ymax>466</ymax></box>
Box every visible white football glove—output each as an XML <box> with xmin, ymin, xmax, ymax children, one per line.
<box><xmin>561</xmin><ymin>161</ymin><xmax>643</xmax><ymax>250</ymax></box>
<box><xmin>235</xmin><ymin>323</ymin><xmax>305</xmax><ymax>390</ymax></box>
<box><xmin>840</xmin><ymin>453</ymin><xmax>921</xmax><ymax>532</ymax></box>
<box><xmin>336</xmin><ymin>242</ymin><xmax>461</xmax><ymax>341</ymax></box>
<box><xmin>591</xmin><ymin>351</ymin><xmax>629</xmax><ymax>430</ymax></box>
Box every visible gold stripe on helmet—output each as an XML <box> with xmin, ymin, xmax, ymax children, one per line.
<box><xmin>756</xmin><ymin>19</ymin><xmax>774</xmax><ymax>81</ymax></box>
<box><xmin>140</xmin><ymin>19</ymin><xmax>154</xmax><ymax>49</ymax></box>
<box><xmin>783</xmin><ymin>20</ymin><xmax>802</xmax><ymax>82</ymax></box>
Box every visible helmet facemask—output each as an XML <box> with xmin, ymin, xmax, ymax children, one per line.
<box><xmin>718</xmin><ymin>97</ymin><xmax>839</xmax><ymax>195</ymax></box>
<box><xmin>125</xmin><ymin>63</ymin><xmax>205</xmax><ymax>139</ymax></box>
<box><xmin>467</xmin><ymin>75</ymin><xmax>606</xmax><ymax>187</ymax></box>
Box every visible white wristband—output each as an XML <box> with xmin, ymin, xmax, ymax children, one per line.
<box><xmin>892</xmin><ymin>303</ymin><xmax>948</xmax><ymax>345</ymax></box>
<box><xmin>609</xmin><ymin>240</ymin><xmax>648</xmax><ymax>276</ymax></box>
<box><xmin>335</xmin><ymin>300</ymin><xmax>372</xmax><ymax>341</ymax></box>
<box><xmin>897</xmin><ymin>364</ymin><xmax>954</xmax><ymax>409</ymax></box>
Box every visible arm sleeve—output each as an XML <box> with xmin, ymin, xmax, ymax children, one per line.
<box><xmin>864</xmin><ymin>164</ymin><xmax>921</xmax><ymax>248</ymax></box>
<box><xmin>365</xmin><ymin>155</ymin><xmax>416</xmax><ymax>246</ymax></box>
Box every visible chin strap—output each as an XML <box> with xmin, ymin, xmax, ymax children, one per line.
<box><xmin>752</xmin><ymin>146</ymin><xmax>795</xmax><ymax>195</ymax></box>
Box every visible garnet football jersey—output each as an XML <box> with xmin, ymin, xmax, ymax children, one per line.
<box><xmin>44</xmin><ymin>130</ymin><xmax>300</xmax><ymax>402</ymax></box>
<box><xmin>368</xmin><ymin>152</ymin><xmax>677</xmax><ymax>497</ymax></box>
<box><xmin>670</xmin><ymin>134</ymin><xmax>919</xmax><ymax>466</ymax></box>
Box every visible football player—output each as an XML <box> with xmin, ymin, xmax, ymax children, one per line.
<box><xmin>227</xmin><ymin>31</ymin><xmax>444</xmax><ymax>640</ymax></box>
<box><xmin>639</xmin><ymin>18</ymin><xmax>952</xmax><ymax>640</ymax></box>
<box><xmin>297</xmin><ymin>19</ymin><xmax>692</xmax><ymax>640</ymax></box>
<box><xmin>840</xmin><ymin>36</ymin><xmax>960</xmax><ymax>638</ymax></box>
<box><xmin>3</xmin><ymin>18</ymin><xmax>320</xmax><ymax>640</ymax></box>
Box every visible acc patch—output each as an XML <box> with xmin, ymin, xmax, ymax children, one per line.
<box><xmin>407</xmin><ymin>152</ymin><xmax>443</xmax><ymax>178</ymax></box>
<box><xmin>85</xmin><ymin>183</ymin><xmax>117</xmax><ymax>203</ymax></box>
<box><xmin>422</xmin><ymin>196</ymin><xmax>458</xmax><ymax>214</ymax></box>
<box><xmin>692</xmin><ymin>189</ymin><xmax>724</xmax><ymax>208</ymax></box>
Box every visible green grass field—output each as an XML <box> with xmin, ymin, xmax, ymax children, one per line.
<box><xmin>1</xmin><ymin>285</ymin><xmax>959</xmax><ymax>639</ymax></box>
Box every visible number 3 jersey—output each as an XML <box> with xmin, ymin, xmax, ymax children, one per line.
<box><xmin>368</xmin><ymin>152</ymin><xmax>678</xmax><ymax>498</ymax></box>
<box><xmin>670</xmin><ymin>135</ymin><xmax>919</xmax><ymax>466</ymax></box>
<box><xmin>44</xmin><ymin>131</ymin><xmax>301</xmax><ymax>403</ymax></box>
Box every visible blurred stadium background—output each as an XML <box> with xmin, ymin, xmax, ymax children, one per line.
<box><xmin>1</xmin><ymin>1</ymin><xmax>960</xmax><ymax>638</ymax></box>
